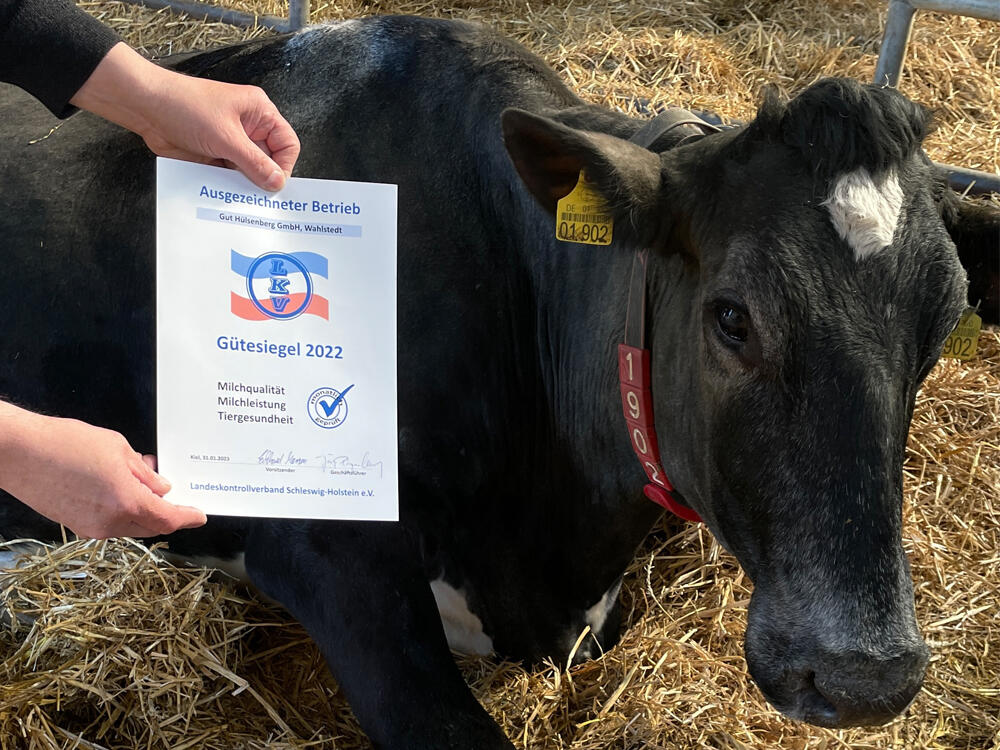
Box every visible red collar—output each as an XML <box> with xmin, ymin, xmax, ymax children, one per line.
<box><xmin>619</xmin><ymin>252</ymin><xmax>703</xmax><ymax>524</ymax></box>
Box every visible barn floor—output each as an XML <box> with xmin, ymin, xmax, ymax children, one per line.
<box><xmin>0</xmin><ymin>1</ymin><xmax>997</xmax><ymax>748</ymax></box>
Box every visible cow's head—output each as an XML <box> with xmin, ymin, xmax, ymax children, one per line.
<box><xmin>502</xmin><ymin>78</ymin><xmax>996</xmax><ymax>727</ymax></box>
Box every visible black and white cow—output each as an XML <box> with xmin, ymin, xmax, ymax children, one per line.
<box><xmin>0</xmin><ymin>16</ymin><xmax>997</xmax><ymax>749</ymax></box>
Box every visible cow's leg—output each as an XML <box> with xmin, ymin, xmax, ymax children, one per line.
<box><xmin>243</xmin><ymin>520</ymin><xmax>514</xmax><ymax>750</ymax></box>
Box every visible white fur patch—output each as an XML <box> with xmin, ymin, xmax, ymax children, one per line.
<box><xmin>823</xmin><ymin>168</ymin><xmax>904</xmax><ymax>260</ymax></box>
<box><xmin>562</xmin><ymin>578</ymin><xmax>623</xmax><ymax>661</ymax></box>
<box><xmin>584</xmin><ymin>578</ymin><xmax>622</xmax><ymax>635</ymax></box>
<box><xmin>429</xmin><ymin>579</ymin><xmax>494</xmax><ymax>656</ymax></box>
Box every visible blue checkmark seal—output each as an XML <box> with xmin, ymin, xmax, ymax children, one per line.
<box><xmin>319</xmin><ymin>384</ymin><xmax>353</xmax><ymax>417</ymax></box>
<box><xmin>307</xmin><ymin>385</ymin><xmax>354</xmax><ymax>429</ymax></box>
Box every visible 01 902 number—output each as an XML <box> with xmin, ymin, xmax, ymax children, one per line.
<box><xmin>305</xmin><ymin>344</ymin><xmax>344</xmax><ymax>359</ymax></box>
<box><xmin>557</xmin><ymin>221</ymin><xmax>610</xmax><ymax>244</ymax></box>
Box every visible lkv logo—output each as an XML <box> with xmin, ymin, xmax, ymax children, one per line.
<box><xmin>230</xmin><ymin>250</ymin><xmax>329</xmax><ymax>320</ymax></box>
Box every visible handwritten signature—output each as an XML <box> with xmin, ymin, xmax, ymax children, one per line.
<box><xmin>258</xmin><ymin>449</ymin><xmax>310</xmax><ymax>467</ymax></box>
<box><xmin>316</xmin><ymin>452</ymin><xmax>384</xmax><ymax>478</ymax></box>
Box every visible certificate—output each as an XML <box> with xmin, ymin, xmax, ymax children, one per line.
<box><xmin>156</xmin><ymin>159</ymin><xmax>398</xmax><ymax>520</ymax></box>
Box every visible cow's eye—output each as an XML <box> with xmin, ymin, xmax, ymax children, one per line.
<box><xmin>715</xmin><ymin>303</ymin><xmax>749</xmax><ymax>344</ymax></box>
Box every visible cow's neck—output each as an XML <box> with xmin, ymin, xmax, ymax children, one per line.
<box><xmin>524</xmin><ymin>215</ymin><xmax>676</xmax><ymax>523</ymax></box>
<box><xmin>494</xmin><ymin>106</ymin><xmax>700</xmax><ymax>519</ymax></box>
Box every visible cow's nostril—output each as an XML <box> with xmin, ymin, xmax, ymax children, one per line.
<box><xmin>804</xmin><ymin>646</ymin><xmax>928</xmax><ymax>727</ymax></box>
<box><xmin>797</xmin><ymin>671</ymin><xmax>840</xmax><ymax>726</ymax></box>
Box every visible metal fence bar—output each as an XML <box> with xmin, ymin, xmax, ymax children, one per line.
<box><xmin>874</xmin><ymin>0</ymin><xmax>1000</xmax><ymax>194</ymax></box>
<box><xmin>874</xmin><ymin>0</ymin><xmax>918</xmax><ymax>87</ymax></box>
<box><xmin>936</xmin><ymin>163</ymin><xmax>1000</xmax><ymax>195</ymax></box>
<box><xmin>906</xmin><ymin>0</ymin><xmax>1000</xmax><ymax>20</ymax></box>
<box><xmin>875</xmin><ymin>0</ymin><xmax>1000</xmax><ymax>86</ymax></box>
<box><xmin>124</xmin><ymin>0</ymin><xmax>309</xmax><ymax>32</ymax></box>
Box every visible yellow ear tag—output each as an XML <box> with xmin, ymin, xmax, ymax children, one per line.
<box><xmin>941</xmin><ymin>308</ymin><xmax>981</xmax><ymax>360</ymax></box>
<box><xmin>555</xmin><ymin>171</ymin><xmax>613</xmax><ymax>246</ymax></box>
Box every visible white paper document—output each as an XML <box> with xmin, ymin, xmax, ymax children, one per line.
<box><xmin>156</xmin><ymin>158</ymin><xmax>398</xmax><ymax>520</ymax></box>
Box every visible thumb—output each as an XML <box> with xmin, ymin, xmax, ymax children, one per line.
<box><xmin>134</xmin><ymin>453</ymin><xmax>172</xmax><ymax>496</ymax></box>
<box><xmin>225</xmin><ymin>130</ymin><xmax>285</xmax><ymax>191</ymax></box>
<box><xmin>160</xmin><ymin>501</ymin><xmax>208</xmax><ymax>531</ymax></box>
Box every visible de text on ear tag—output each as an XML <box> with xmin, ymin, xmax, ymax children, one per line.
<box><xmin>941</xmin><ymin>308</ymin><xmax>981</xmax><ymax>361</ymax></box>
<box><xmin>555</xmin><ymin>171</ymin><xmax>613</xmax><ymax>246</ymax></box>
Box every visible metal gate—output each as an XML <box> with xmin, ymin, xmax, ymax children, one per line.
<box><xmin>123</xmin><ymin>0</ymin><xmax>309</xmax><ymax>32</ymax></box>
<box><xmin>874</xmin><ymin>0</ymin><xmax>1000</xmax><ymax>193</ymax></box>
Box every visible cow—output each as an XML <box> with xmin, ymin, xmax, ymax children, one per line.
<box><xmin>0</xmin><ymin>15</ymin><xmax>997</xmax><ymax>749</ymax></box>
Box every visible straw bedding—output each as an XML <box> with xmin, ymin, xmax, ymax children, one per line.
<box><xmin>1</xmin><ymin>1</ymin><xmax>997</xmax><ymax>748</ymax></box>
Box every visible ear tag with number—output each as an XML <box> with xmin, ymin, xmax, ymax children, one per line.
<box><xmin>555</xmin><ymin>171</ymin><xmax>613</xmax><ymax>246</ymax></box>
<box><xmin>942</xmin><ymin>308</ymin><xmax>981</xmax><ymax>361</ymax></box>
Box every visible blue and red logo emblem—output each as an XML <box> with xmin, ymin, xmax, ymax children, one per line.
<box><xmin>230</xmin><ymin>250</ymin><xmax>329</xmax><ymax>320</ymax></box>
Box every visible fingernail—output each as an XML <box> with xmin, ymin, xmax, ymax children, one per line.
<box><xmin>264</xmin><ymin>169</ymin><xmax>285</xmax><ymax>191</ymax></box>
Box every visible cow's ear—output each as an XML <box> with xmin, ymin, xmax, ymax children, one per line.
<box><xmin>940</xmin><ymin>191</ymin><xmax>999</xmax><ymax>325</ymax></box>
<box><xmin>501</xmin><ymin>108</ymin><xmax>661</xmax><ymax>220</ymax></box>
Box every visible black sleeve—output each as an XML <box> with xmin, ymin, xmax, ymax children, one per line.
<box><xmin>0</xmin><ymin>0</ymin><xmax>119</xmax><ymax>118</ymax></box>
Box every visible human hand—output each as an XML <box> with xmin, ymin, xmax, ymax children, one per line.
<box><xmin>0</xmin><ymin>404</ymin><xmax>206</xmax><ymax>539</ymax></box>
<box><xmin>71</xmin><ymin>42</ymin><xmax>300</xmax><ymax>191</ymax></box>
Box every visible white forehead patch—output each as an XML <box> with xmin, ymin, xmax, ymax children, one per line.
<box><xmin>822</xmin><ymin>167</ymin><xmax>904</xmax><ymax>261</ymax></box>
